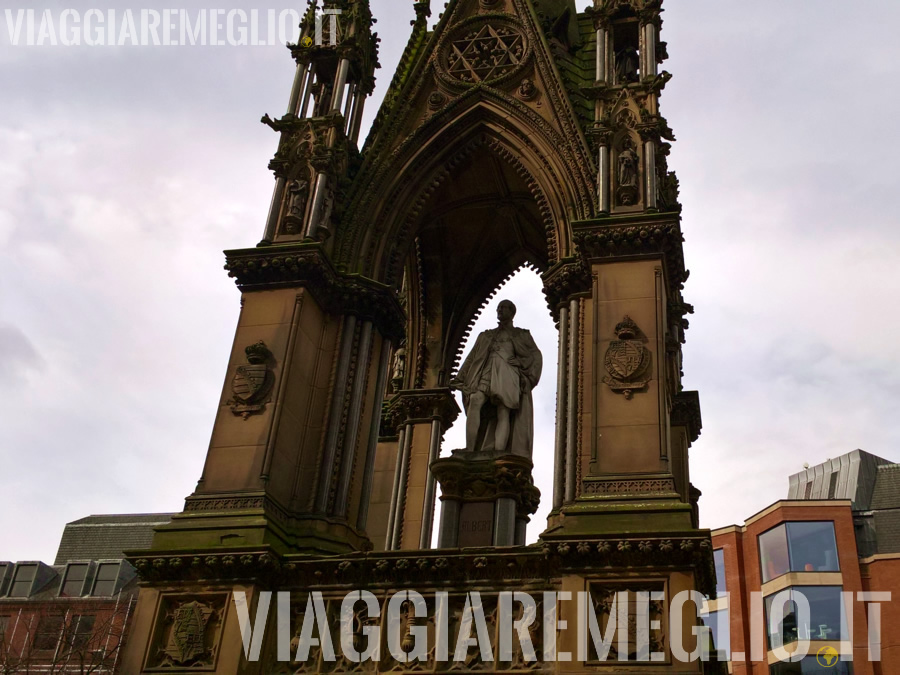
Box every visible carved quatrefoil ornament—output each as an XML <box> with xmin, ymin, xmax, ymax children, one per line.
<box><xmin>437</xmin><ymin>16</ymin><xmax>530</xmax><ymax>89</ymax></box>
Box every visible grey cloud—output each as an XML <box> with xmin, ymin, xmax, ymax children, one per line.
<box><xmin>2</xmin><ymin>0</ymin><xmax>900</xmax><ymax>562</ymax></box>
<box><xmin>0</xmin><ymin>323</ymin><xmax>44</xmax><ymax>381</ymax></box>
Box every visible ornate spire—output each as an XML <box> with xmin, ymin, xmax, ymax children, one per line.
<box><xmin>584</xmin><ymin>0</ymin><xmax>677</xmax><ymax>215</ymax></box>
<box><xmin>257</xmin><ymin>0</ymin><xmax>381</xmax><ymax>245</ymax></box>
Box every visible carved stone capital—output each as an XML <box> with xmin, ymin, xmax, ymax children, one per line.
<box><xmin>383</xmin><ymin>388</ymin><xmax>460</xmax><ymax>432</ymax></box>
<box><xmin>224</xmin><ymin>243</ymin><xmax>406</xmax><ymax>339</ymax></box>
<box><xmin>671</xmin><ymin>390</ymin><xmax>702</xmax><ymax>443</ymax></box>
<box><xmin>586</xmin><ymin>124</ymin><xmax>613</xmax><ymax>153</ymax></box>
<box><xmin>584</xmin><ymin>6</ymin><xmax>610</xmax><ymax>31</ymax></box>
<box><xmin>431</xmin><ymin>453</ymin><xmax>540</xmax><ymax>518</ymax></box>
<box><xmin>637</xmin><ymin>0</ymin><xmax>663</xmax><ymax>26</ymax></box>
<box><xmin>542</xmin><ymin>258</ymin><xmax>591</xmax><ymax>310</ymax></box>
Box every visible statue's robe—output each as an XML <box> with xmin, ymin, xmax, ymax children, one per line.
<box><xmin>456</xmin><ymin>326</ymin><xmax>543</xmax><ymax>456</ymax></box>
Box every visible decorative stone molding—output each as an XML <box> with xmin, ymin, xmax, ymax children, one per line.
<box><xmin>183</xmin><ymin>496</ymin><xmax>264</xmax><ymax>512</ymax></box>
<box><xmin>572</xmin><ymin>216</ymin><xmax>687</xmax><ymax>289</ymax></box>
<box><xmin>128</xmin><ymin>534</ymin><xmax>716</xmax><ymax>597</ymax></box>
<box><xmin>182</xmin><ymin>493</ymin><xmax>293</xmax><ymax>529</ymax></box>
<box><xmin>582</xmin><ymin>476</ymin><xmax>677</xmax><ymax>497</ymax></box>
<box><xmin>224</xmin><ymin>243</ymin><xmax>406</xmax><ymax>339</ymax></box>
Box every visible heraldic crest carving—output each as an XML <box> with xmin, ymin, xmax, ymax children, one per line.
<box><xmin>163</xmin><ymin>600</ymin><xmax>214</xmax><ymax>665</ymax></box>
<box><xmin>602</xmin><ymin>316</ymin><xmax>651</xmax><ymax>400</ymax></box>
<box><xmin>229</xmin><ymin>340</ymin><xmax>274</xmax><ymax>418</ymax></box>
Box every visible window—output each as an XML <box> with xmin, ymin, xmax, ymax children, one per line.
<box><xmin>759</xmin><ymin>522</ymin><xmax>839</xmax><ymax>582</ymax></box>
<box><xmin>787</xmin><ymin>522</ymin><xmax>839</xmax><ymax>573</ymax></box>
<box><xmin>769</xmin><ymin>655</ymin><xmax>852</xmax><ymax>674</ymax></box>
<box><xmin>69</xmin><ymin>614</ymin><xmax>95</xmax><ymax>650</ymax></box>
<box><xmin>33</xmin><ymin>614</ymin><xmax>64</xmax><ymax>653</ymax></box>
<box><xmin>0</xmin><ymin>616</ymin><xmax>9</xmax><ymax>643</ymax></box>
<box><xmin>9</xmin><ymin>564</ymin><xmax>37</xmax><ymax>598</ymax></box>
<box><xmin>828</xmin><ymin>472</ymin><xmax>839</xmax><ymax>499</ymax></box>
<box><xmin>760</xmin><ymin>526</ymin><xmax>790</xmax><ymax>582</ymax></box>
<box><xmin>91</xmin><ymin>563</ymin><xmax>119</xmax><ymax>596</ymax></box>
<box><xmin>765</xmin><ymin>586</ymin><xmax>846</xmax><ymax>647</ymax></box>
<box><xmin>804</xmin><ymin>482</ymin><xmax>813</xmax><ymax>499</ymax></box>
<box><xmin>701</xmin><ymin>608</ymin><xmax>730</xmax><ymax>659</ymax></box>
<box><xmin>59</xmin><ymin>563</ymin><xmax>89</xmax><ymax>597</ymax></box>
<box><xmin>714</xmin><ymin>549</ymin><xmax>727</xmax><ymax>597</ymax></box>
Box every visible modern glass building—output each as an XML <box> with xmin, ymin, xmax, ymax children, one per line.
<box><xmin>705</xmin><ymin>450</ymin><xmax>900</xmax><ymax>674</ymax></box>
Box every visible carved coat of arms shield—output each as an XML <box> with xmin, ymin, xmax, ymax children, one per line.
<box><xmin>165</xmin><ymin>601</ymin><xmax>213</xmax><ymax>664</ymax></box>
<box><xmin>602</xmin><ymin>316</ymin><xmax>651</xmax><ymax>399</ymax></box>
<box><xmin>232</xmin><ymin>364</ymin><xmax>270</xmax><ymax>402</ymax></box>
<box><xmin>229</xmin><ymin>341</ymin><xmax>274</xmax><ymax>418</ymax></box>
<box><xmin>604</xmin><ymin>340</ymin><xmax>646</xmax><ymax>380</ymax></box>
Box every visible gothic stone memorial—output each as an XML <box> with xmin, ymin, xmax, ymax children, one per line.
<box><xmin>121</xmin><ymin>0</ymin><xmax>717</xmax><ymax>672</ymax></box>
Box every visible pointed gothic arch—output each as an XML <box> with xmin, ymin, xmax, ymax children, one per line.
<box><xmin>337</xmin><ymin>92</ymin><xmax>597</xmax><ymax>284</ymax></box>
<box><xmin>370</xmin><ymin>118</ymin><xmax>564</xmax><ymax>390</ymax></box>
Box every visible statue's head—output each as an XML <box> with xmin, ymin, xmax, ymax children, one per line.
<box><xmin>497</xmin><ymin>300</ymin><xmax>517</xmax><ymax>322</ymax></box>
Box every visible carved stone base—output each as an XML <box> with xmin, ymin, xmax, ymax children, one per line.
<box><xmin>432</xmin><ymin>451</ymin><xmax>539</xmax><ymax>547</ymax></box>
<box><xmin>122</xmin><ymin>538</ymin><xmax>718</xmax><ymax>673</ymax></box>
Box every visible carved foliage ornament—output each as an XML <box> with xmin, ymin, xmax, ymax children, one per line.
<box><xmin>603</xmin><ymin>316</ymin><xmax>650</xmax><ymax>399</ymax></box>
<box><xmin>229</xmin><ymin>341</ymin><xmax>274</xmax><ymax>418</ymax></box>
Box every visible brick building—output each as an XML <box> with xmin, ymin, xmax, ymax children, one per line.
<box><xmin>0</xmin><ymin>513</ymin><xmax>171</xmax><ymax>673</ymax></box>
<box><xmin>706</xmin><ymin>450</ymin><xmax>900</xmax><ymax>674</ymax></box>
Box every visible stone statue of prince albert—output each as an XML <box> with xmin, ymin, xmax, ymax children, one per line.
<box><xmin>450</xmin><ymin>300</ymin><xmax>543</xmax><ymax>457</ymax></box>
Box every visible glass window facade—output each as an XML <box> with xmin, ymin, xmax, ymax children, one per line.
<box><xmin>787</xmin><ymin>522</ymin><xmax>839</xmax><ymax>573</ymax></box>
<box><xmin>701</xmin><ymin>608</ymin><xmax>730</xmax><ymax>659</ymax></box>
<box><xmin>60</xmin><ymin>563</ymin><xmax>88</xmax><ymax>597</ymax></box>
<box><xmin>760</xmin><ymin>526</ymin><xmax>790</xmax><ymax>582</ymax></box>
<box><xmin>765</xmin><ymin>586</ymin><xmax>846</xmax><ymax>646</ymax></box>
<box><xmin>91</xmin><ymin>563</ymin><xmax>119</xmax><ymax>596</ymax></box>
<box><xmin>714</xmin><ymin>549</ymin><xmax>727</xmax><ymax>596</ymax></box>
<box><xmin>759</xmin><ymin>522</ymin><xmax>839</xmax><ymax>582</ymax></box>
<box><xmin>769</xmin><ymin>655</ymin><xmax>852</xmax><ymax>674</ymax></box>
<box><xmin>9</xmin><ymin>564</ymin><xmax>36</xmax><ymax>598</ymax></box>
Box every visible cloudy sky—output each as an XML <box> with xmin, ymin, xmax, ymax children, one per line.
<box><xmin>2</xmin><ymin>0</ymin><xmax>900</xmax><ymax>563</ymax></box>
